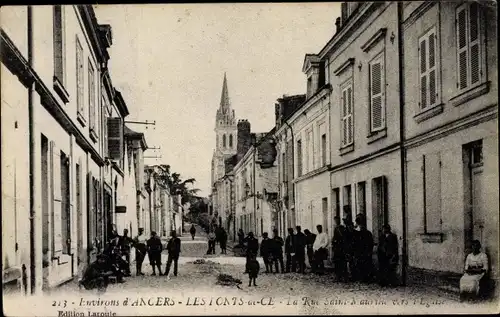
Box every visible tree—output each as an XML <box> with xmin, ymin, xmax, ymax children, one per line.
<box><xmin>154</xmin><ymin>164</ymin><xmax>200</xmax><ymax>205</ymax></box>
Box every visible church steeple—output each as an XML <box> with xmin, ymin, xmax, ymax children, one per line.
<box><xmin>216</xmin><ymin>72</ymin><xmax>235</xmax><ymax>127</ymax></box>
<box><xmin>220</xmin><ymin>72</ymin><xmax>230</xmax><ymax>111</ymax></box>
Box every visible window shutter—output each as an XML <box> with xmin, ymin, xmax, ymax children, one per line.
<box><xmin>428</xmin><ymin>32</ymin><xmax>437</xmax><ymax>106</ymax></box>
<box><xmin>76</xmin><ymin>39</ymin><xmax>84</xmax><ymax>115</ymax></box>
<box><xmin>88</xmin><ymin>63</ymin><xmax>95</xmax><ymax>131</ymax></box>
<box><xmin>419</xmin><ymin>38</ymin><xmax>428</xmax><ymax>108</ymax></box>
<box><xmin>51</xmin><ymin>141</ymin><xmax>63</xmax><ymax>254</ymax></box>
<box><xmin>457</xmin><ymin>5</ymin><xmax>468</xmax><ymax>90</ymax></box>
<box><xmin>347</xmin><ymin>86</ymin><xmax>353</xmax><ymax>144</ymax></box>
<box><xmin>370</xmin><ymin>59</ymin><xmax>384</xmax><ymax>130</ymax></box>
<box><xmin>107</xmin><ymin>117</ymin><xmax>124</xmax><ymax>160</ymax></box>
<box><xmin>53</xmin><ymin>6</ymin><xmax>65</xmax><ymax>84</ymax></box>
<box><xmin>469</xmin><ymin>2</ymin><xmax>481</xmax><ymax>85</ymax></box>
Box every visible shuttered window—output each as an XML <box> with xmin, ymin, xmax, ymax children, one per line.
<box><xmin>53</xmin><ymin>5</ymin><xmax>66</xmax><ymax>86</ymax></box>
<box><xmin>456</xmin><ymin>3</ymin><xmax>483</xmax><ymax>92</ymax></box>
<box><xmin>341</xmin><ymin>80</ymin><xmax>353</xmax><ymax>146</ymax></box>
<box><xmin>419</xmin><ymin>27</ymin><xmax>439</xmax><ymax>110</ymax></box>
<box><xmin>88</xmin><ymin>60</ymin><xmax>96</xmax><ymax>134</ymax></box>
<box><xmin>107</xmin><ymin>117</ymin><xmax>124</xmax><ymax>161</ymax></box>
<box><xmin>369</xmin><ymin>55</ymin><xmax>385</xmax><ymax>131</ymax></box>
<box><xmin>50</xmin><ymin>141</ymin><xmax>63</xmax><ymax>255</ymax></box>
<box><xmin>423</xmin><ymin>153</ymin><xmax>442</xmax><ymax>233</ymax></box>
<box><xmin>296</xmin><ymin>139</ymin><xmax>303</xmax><ymax>177</ymax></box>
<box><xmin>76</xmin><ymin>38</ymin><xmax>85</xmax><ymax>123</ymax></box>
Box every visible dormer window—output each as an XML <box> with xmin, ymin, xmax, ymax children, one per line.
<box><xmin>307</xmin><ymin>77</ymin><xmax>313</xmax><ymax>98</ymax></box>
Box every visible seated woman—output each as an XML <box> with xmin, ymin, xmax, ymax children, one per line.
<box><xmin>460</xmin><ymin>240</ymin><xmax>489</xmax><ymax>301</ymax></box>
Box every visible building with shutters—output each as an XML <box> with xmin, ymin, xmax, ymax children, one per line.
<box><xmin>233</xmin><ymin>128</ymin><xmax>278</xmax><ymax>239</ymax></box>
<box><xmin>144</xmin><ymin>164</ymin><xmax>174</xmax><ymax>238</ymax></box>
<box><xmin>0</xmin><ymin>5</ymin><xmax>137</xmax><ymax>295</ymax></box>
<box><xmin>402</xmin><ymin>1</ymin><xmax>498</xmax><ymax>292</ymax></box>
<box><xmin>274</xmin><ymin>94</ymin><xmax>307</xmax><ymax>238</ymax></box>
<box><xmin>283</xmin><ymin>54</ymin><xmax>333</xmax><ymax>238</ymax></box>
<box><xmin>308</xmin><ymin>2</ymin><xmax>405</xmax><ymax>271</ymax></box>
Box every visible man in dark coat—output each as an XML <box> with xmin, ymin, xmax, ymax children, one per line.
<box><xmin>118</xmin><ymin>229</ymin><xmax>133</xmax><ymax>276</ymax></box>
<box><xmin>294</xmin><ymin>226</ymin><xmax>307</xmax><ymax>274</ymax></box>
<box><xmin>147</xmin><ymin>231</ymin><xmax>163</xmax><ymax>276</ymax></box>
<box><xmin>133</xmin><ymin>228</ymin><xmax>147</xmax><ymax>276</ymax></box>
<box><xmin>354</xmin><ymin>216</ymin><xmax>374</xmax><ymax>282</ymax></box>
<box><xmin>260</xmin><ymin>232</ymin><xmax>273</xmax><ymax>273</ymax></box>
<box><xmin>284</xmin><ymin>228</ymin><xmax>296</xmax><ymax>273</ymax></box>
<box><xmin>304</xmin><ymin>229</ymin><xmax>316</xmax><ymax>273</ymax></box>
<box><xmin>378</xmin><ymin>224</ymin><xmax>399</xmax><ymax>287</ymax></box>
<box><xmin>190</xmin><ymin>225</ymin><xmax>196</xmax><ymax>240</ymax></box>
<box><xmin>219</xmin><ymin>227</ymin><xmax>228</xmax><ymax>255</ymax></box>
<box><xmin>332</xmin><ymin>216</ymin><xmax>347</xmax><ymax>281</ymax></box>
<box><xmin>271</xmin><ymin>229</ymin><xmax>285</xmax><ymax>273</ymax></box>
<box><xmin>238</xmin><ymin>229</ymin><xmax>245</xmax><ymax>247</ymax></box>
<box><xmin>164</xmin><ymin>230</ymin><xmax>181</xmax><ymax>277</ymax></box>
<box><xmin>343</xmin><ymin>217</ymin><xmax>357</xmax><ymax>281</ymax></box>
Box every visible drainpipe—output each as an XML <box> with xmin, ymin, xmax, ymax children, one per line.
<box><xmin>397</xmin><ymin>2</ymin><xmax>408</xmax><ymax>286</ymax></box>
<box><xmin>253</xmin><ymin>148</ymin><xmax>257</xmax><ymax>235</ymax></box>
<box><xmin>27</xmin><ymin>5</ymin><xmax>38</xmax><ymax>295</ymax></box>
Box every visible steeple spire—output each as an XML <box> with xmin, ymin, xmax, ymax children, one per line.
<box><xmin>220</xmin><ymin>72</ymin><xmax>230</xmax><ymax>111</ymax></box>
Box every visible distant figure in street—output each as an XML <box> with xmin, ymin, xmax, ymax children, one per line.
<box><xmin>271</xmin><ymin>229</ymin><xmax>285</xmax><ymax>273</ymax></box>
<box><xmin>164</xmin><ymin>230</ymin><xmax>181</xmax><ymax>278</ymax></box>
<box><xmin>260</xmin><ymin>232</ymin><xmax>273</xmax><ymax>273</ymax></box>
<box><xmin>147</xmin><ymin>231</ymin><xmax>163</xmax><ymax>276</ymax></box>
<box><xmin>118</xmin><ymin>229</ymin><xmax>133</xmax><ymax>276</ymax></box>
<box><xmin>244</xmin><ymin>232</ymin><xmax>259</xmax><ymax>273</ymax></box>
<box><xmin>377</xmin><ymin>224</ymin><xmax>399</xmax><ymax>287</ymax></box>
<box><xmin>332</xmin><ymin>216</ymin><xmax>347</xmax><ymax>281</ymax></box>
<box><xmin>238</xmin><ymin>229</ymin><xmax>245</xmax><ymax>247</ymax></box>
<box><xmin>133</xmin><ymin>228</ymin><xmax>147</xmax><ymax>276</ymax></box>
<box><xmin>207</xmin><ymin>229</ymin><xmax>216</xmax><ymax>255</ymax></box>
<box><xmin>313</xmin><ymin>225</ymin><xmax>329</xmax><ymax>275</ymax></box>
<box><xmin>285</xmin><ymin>228</ymin><xmax>296</xmax><ymax>273</ymax></box>
<box><xmin>190</xmin><ymin>225</ymin><xmax>196</xmax><ymax>240</ymax></box>
<box><xmin>354</xmin><ymin>215</ymin><xmax>374</xmax><ymax>282</ymax></box>
<box><xmin>460</xmin><ymin>240</ymin><xmax>489</xmax><ymax>301</ymax></box>
<box><xmin>80</xmin><ymin>254</ymin><xmax>115</xmax><ymax>294</ymax></box>
<box><xmin>246</xmin><ymin>254</ymin><xmax>260</xmax><ymax>287</ymax></box>
<box><xmin>219</xmin><ymin>227</ymin><xmax>228</xmax><ymax>254</ymax></box>
<box><xmin>304</xmin><ymin>229</ymin><xmax>316</xmax><ymax>272</ymax></box>
<box><xmin>294</xmin><ymin>226</ymin><xmax>307</xmax><ymax>274</ymax></box>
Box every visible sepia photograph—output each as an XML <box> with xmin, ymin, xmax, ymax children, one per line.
<box><xmin>1</xmin><ymin>1</ymin><xmax>498</xmax><ymax>316</ymax></box>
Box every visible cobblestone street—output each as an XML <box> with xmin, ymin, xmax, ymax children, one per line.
<box><xmin>39</xmin><ymin>235</ymin><xmax>495</xmax><ymax>315</ymax></box>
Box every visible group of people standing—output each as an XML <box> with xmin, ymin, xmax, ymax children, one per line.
<box><xmin>237</xmin><ymin>213</ymin><xmax>400</xmax><ymax>287</ymax></box>
<box><xmin>206</xmin><ymin>224</ymin><xmax>228</xmax><ymax>255</ymax></box>
<box><xmin>80</xmin><ymin>228</ymin><xmax>182</xmax><ymax>293</ymax></box>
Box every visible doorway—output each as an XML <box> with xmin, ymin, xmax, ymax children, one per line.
<box><xmin>464</xmin><ymin>140</ymin><xmax>485</xmax><ymax>254</ymax></box>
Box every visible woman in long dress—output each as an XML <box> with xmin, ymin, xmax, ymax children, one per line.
<box><xmin>459</xmin><ymin>240</ymin><xmax>489</xmax><ymax>301</ymax></box>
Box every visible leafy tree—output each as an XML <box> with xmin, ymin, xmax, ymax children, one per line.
<box><xmin>154</xmin><ymin>164</ymin><xmax>200</xmax><ymax>205</ymax></box>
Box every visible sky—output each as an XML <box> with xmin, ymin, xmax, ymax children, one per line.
<box><xmin>94</xmin><ymin>3</ymin><xmax>341</xmax><ymax>197</ymax></box>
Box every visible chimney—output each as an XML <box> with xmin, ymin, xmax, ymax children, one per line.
<box><xmin>237</xmin><ymin>119</ymin><xmax>252</xmax><ymax>162</ymax></box>
<box><xmin>335</xmin><ymin>17</ymin><xmax>341</xmax><ymax>33</ymax></box>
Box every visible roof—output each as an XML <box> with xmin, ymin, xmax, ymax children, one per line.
<box><xmin>302</xmin><ymin>53</ymin><xmax>320</xmax><ymax>73</ymax></box>
<box><xmin>124</xmin><ymin>125</ymin><xmax>148</xmax><ymax>150</ymax></box>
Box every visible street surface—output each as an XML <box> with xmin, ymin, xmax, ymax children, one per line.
<box><xmin>37</xmin><ymin>232</ymin><xmax>496</xmax><ymax>315</ymax></box>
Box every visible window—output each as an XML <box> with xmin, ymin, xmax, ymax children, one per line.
<box><xmin>456</xmin><ymin>2</ymin><xmax>484</xmax><ymax>91</ymax></box>
<box><xmin>342</xmin><ymin>185</ymin><xmax>352</xmax><ymax>221</ymax></box>
<box><xmin>322</xmin><ymin>197</ymin><xmax>328</xmax><ymax>234</ymax></box>
<box><xmin>369</xmin><ymin>54</ymin><xmax>386</xmax><ymax>130</ymax></box>
<box><xmin>222</xmin><ymin>134</ymin><xmax>226</xmax><ymax>148</ymax></box>
<box><xmin>371</xmin><ymin>176</ymin><xmax>388</xmax><ymax>244</ymax></box>
<box><xmin>53</xmin><ymin>6</ymin><xmax>67</xmax><ymax>90</ymax></box>
<box><xmin>419</xmin><ymin>27</ymin><xmax>439</xmax><ymax>110</ymax></box>
<box><xmin>341</xmin><ymin>81</ymin><xmax>354</xmax><ymax>146</ymax></box>
<box><xmin>107</xmin><ymin>117</ymin><xmax>124</xmax><ymax>161</ymax></box>
<box><xmin>76</xmin><ymin>38</ymin><xmax>85</xmax><ymax>124</ymax></box>
<box><xmin>307</xmin><ymin>130</ymin><xmax>314</xmax><ymax>171</ymax></box>
<box><xmin>296</xmin><ymin>139</ymin><xmax>303</xmax><ymax>177</ymax></box>
<box><xmin>307</xmin><ymin>77</ymin><xmax>313</xmax><ymax>98</ymax></box>
<box><xmin>229</xmin><ymin>134</ymin><xmax>233</xmax><ymax>148</ymax></box>
<box><xmin>281</xmin><ymin>152</ymin><xmax>286</xmax><ymax>183</ymax></box>
<box><xmin>332</xmin><ymin>188</ymin><xmax>340</xmax><ymax>219</ymax></box>
<box><xmin>102</xmin><ymin>97</ymin><xmax>109</xmax><ymax>157</ymax></box>
<box><xmin>88</xmin><ymin>60</ymin><xmax>97</xmax><ymax>138</ymax></box>
<box><xmin>321</xmin><ymin>133</ymin><xmax>327</xmax><ymax>166</ymax></box>
<box><xmin>423</xmin><ymin>153</ymin><xmax>442</xmax><ymax>233</ymax></box>
<box><xmin>357</xmin><ymin>182</ymin><xmax>366</xmax><ymax>215</ymax></box>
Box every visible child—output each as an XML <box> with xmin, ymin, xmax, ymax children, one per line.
<box><xmin>246</xmin><ymin>254</ymin><xmax>260</xmax><ymax>287</ymax></box>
